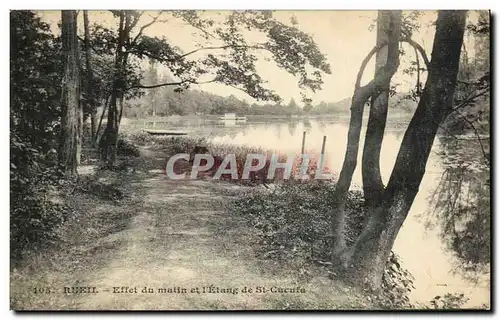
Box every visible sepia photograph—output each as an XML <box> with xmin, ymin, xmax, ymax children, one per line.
<box><xmin>9</xmin><ymin>9</ymin><xmax>491</xmax><ymax>311</ymax></box>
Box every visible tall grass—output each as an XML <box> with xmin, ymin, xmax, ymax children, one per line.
<box><xmin>128</xmin><ymin>134</ymin><xmax>337</xmax><ymax>185</ymax></box>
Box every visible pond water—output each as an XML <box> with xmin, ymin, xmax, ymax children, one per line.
<box><xmin>129</xmin><ymin>117</ymin><xmax>491</xmax><ymax>308</ymax></box>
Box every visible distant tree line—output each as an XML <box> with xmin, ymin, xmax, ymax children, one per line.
<box><xmin>124</xmin><ymin>68</ymin><xmax>310</xmax><ymax>118</ymax></box>
<box><xmin>123</xmin><ymin>68</ymin><xmax>423</xmax><ymax>118</ymax></box>
<box><xmin>123</xmin><ymin>62</ymin><xmax>426</xmax><ymax>118</ymax></box>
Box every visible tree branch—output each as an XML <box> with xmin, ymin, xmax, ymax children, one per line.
<box><xmin>128</xmin><ymin>43</ymin><xmax>270</xmax><ymax>65</ymax></box>
<box><xmin>401</xmin><ymin>38</ymin><xmax>430</xmax><ymax>70</ymax></box>
<box><xmin>457</xmin><ymin>77</ymin><xmax>489</xmax><ymax>86</ymax></box>
<box><xmin>129</xmin><ymin>11</ymin><xmax>145</xmax><ymax>32</ymax></box>
<box><xmin>127</xmin><ymin>78</ymin><xmax>217</xmax><ymax>90</ymax></box>
<box><xmin>191</xmin><ymin>24</ymin><xmax>216</xmax><ymax>39</ymax></box>
<box><xmin>176</xmin><ymin>44</ymin><xmax>269</xmax><ymax>61</ymax></box>
<box><xmin>175</xmin><ymin>11</ymin><xmax>217</xmax><ymax>39</ymax></box>
<box><xmin>354</xmin><ymin>42</ymin><xmax>400</xmax><ymax>104</ymax></box>
<box><xmin>131</xmin><ymin>11</ymin><xmax>163</xmax><ymax>46</ymax></box>
<box><xmin>355</xmin><ymin>42</ymin><xmax>387</xmax><ymax>89</ymax></box>
<box><xmin>456</xmin><ymin>111</ymin><xmax>490</xmax><ymax>165</ymax></box>
<box><xmin>225</xmin><ymin>83</ymin><xmax>254</xmax><ymax>96</ymax></box>
<box><xmin>77</xmin><ymin>36</ymin><xmax>104</xmax><ymax>56</ymax></box>
<box><xmin>354</xmin><ymin>37</ymin><xmax>428</xmax><ymax>91</ymax></box>
<box><xmin>413</xmin><ymin>45</ymin><xmax>421</xmax><ymax>94</ymax></box>
<box><xmin>452</xmin><ymin>88</ymin><xmax>490</xmax><ymax>111</ymax></box>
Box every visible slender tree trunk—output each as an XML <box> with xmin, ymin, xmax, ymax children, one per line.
<box><xmin>99</xmin><ymin>12</ymin><xmax>126</xmax><ymax>167</ymax></box>
<box><xmin>99</xmin><ymin>11</ymin><xmax>135</xmax><ymax>167</ymax></box>
<box><xmin>100</xmin><ymin>92</ymin><xmax>119</xmax><ymax>165</ymax></box>
<box><xmin>362</xmin><ymin>11</ymin><xmax>398</xmax><ymax>207</ymax></box>
<box><xmin>90</xmin><ymin>107</ymin><xmax>98</xmax><ymax>146</ymax></box>
<box><xmin>345</xmin><ymin>10</ymin><xmax>467</xmax><ymax>288</ymax></box>
<box><xmin>83</xmin><ymin>10</ymin><xmax>98</xmax><ymax>146</ymax></box>
<box><xmin>76</xmin><ymin>106</ymin><xmax>83</xmax><ymax>165</ymax></box>
<box><xmin>96</xmin><ymin>95</ymin><xmax>109</xmax><ymax>143</ymax></box>
<box><xmin>59</xmin><ymin>10</ymin><xmax>80</xmax><ymax>176</ymax></box>
<box><xmin>118</xmin><ymin>95</ymin><xmax>125</xmax><ymax>126</ymax></box>
<box><xmin>331</xmin><ymin>11</ymin><xmax>402</xmax><ymax>258</ymax></box>
<box><xmin>100</xmin><ymin>91</ymin><xmax>120</xmax><ymax>167</ymax></box>
<box><xmin>147</xmin><ymin>60</ymin><xmax>158</xmax><ymax>127</ymax></box>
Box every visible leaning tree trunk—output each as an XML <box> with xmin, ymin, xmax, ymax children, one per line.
<box><xmin>362</xmin><ymin>11</ymin><xmax>397</xmax><ymax>207</ymax></box>
<box><xmin>330</xmin><ymin>11</ymin><xmax>402</xmax><ymax>258</ymax></box>
<box><xmin>99</xmin><ymin>12</ymin><xmax>127</xmax><ymax>167</ymax></box>
<box><xmin>344</xmin><ymin>10</ymin><xmax>467</xmax><ymax>289</ymax></box>
<box><xmin>100</xmin><ymin>89</ymin><xmax>121</xmax><ymax>166</ymax></box>
<box><xmin>59</xmin><ymin>10</ymin><xmax>80</xmax><ymax>176</ymax></box>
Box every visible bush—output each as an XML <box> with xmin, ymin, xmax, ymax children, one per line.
<box><xmin>10</xmin><ymin>135</ymin><xmax>70</xmax><ymax>261</ymax></box>
<box><xmin>117</xmin><ymin>138</ymin><xmax>141</xmax><ymax>157</ymax></box>
<box><xmin>231</xmin><ymin>182</ymin><xmax>362</xmax><ymax>260</ymax></box>
<box><xmin>123</xmin><ymin>131</ymin><xmax>153</xmax><ymax>146</ymax></box>
<box><xmin>75</xmin><ymin>175</ymin><xmax>125</xmax><ymax>201</ymax></box>
<box><xmin>164</xmin><ymin>136</ymin><xmax>208</xmax><ymax>155</ymax></box>
<box><xmin>228</xmin><ymin>182</ymin><xmax>415</xmax><ymax>308</ymax></box>
<box><xmin>378</xmin><ymin>251</ymin><xmax>415</xmax><ymax>308</ymax></box>
<box><xmin>430</xmin><ymin>293</ymin><xmax>469</xmax><ymax>309</ymax></box>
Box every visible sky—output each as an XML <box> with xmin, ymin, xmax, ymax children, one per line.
<box><xmin>37</xmin><ymin>10</ymin><xmax>482</xmax><ymax>105</ymax></box>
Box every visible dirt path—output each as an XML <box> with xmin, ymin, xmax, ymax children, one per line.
<box><xmin>11</xmin><ymin>147</ymin><xmax>366</xmax><ymax>310</ymax></box>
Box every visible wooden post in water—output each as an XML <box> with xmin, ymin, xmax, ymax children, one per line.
<box><xmin>301</xmin><ymin>131</ymin><xmax>306</xmax><ymax>155</ymax></box>
<box><xmin>321</xmin><ymin>135</ymin><xmax>327</xmax><ymax>155</ymax></box>
<box><xmin>319</xmin><ymin>135</ymin><xmax>327</xmax><ymax>173</ymax></box>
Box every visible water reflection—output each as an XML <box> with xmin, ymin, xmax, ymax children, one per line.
<box><xmin>273</xmin><ymin>124</ymin><xmax>282</xmax><ymax>139</ymax></box>
<box><xmin>303</xmin><ymin>119</ymin><xmax>312</xmax><ymax>132</ymax></box>
<box><xmin>287</xmin><ymin>121</ymin><xmax>298</xmax><ymax>137</ymax></box>
<box><xmin>318</xmin><ymin>120</ymin><xmax>327</xmax><ymax>132</ymax></box>
<box><xmin>423</xmin><ymin>137</ymin><xmax>490</xmax><ymax>281</ymax></box>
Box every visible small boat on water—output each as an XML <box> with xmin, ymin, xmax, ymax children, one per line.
<box><xmin>143</xmin><ymin>128</ymin><xmax>188</xmax><ymax>136</ymax></box>
<box><xmin>219</xmin><ymin>113</ymin><xmax>247</xmax><ymax>122</ymax></box>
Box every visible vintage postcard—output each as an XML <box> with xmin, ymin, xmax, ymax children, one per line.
<box><xmin>10</xmin><ymin>9</ymin><xmax>490</xmax><ymax>311</ymax></box>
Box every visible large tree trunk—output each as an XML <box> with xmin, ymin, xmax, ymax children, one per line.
<box><xmin>59</xmin><ymin>10</ymin><xmax>80</xmax><ymax>176</ymax></box>
<box><xmin>344</xmin><ymin>10</ymin><xmax>467</xmax><ymax>288</ymax></box>
<box><xmin>362</xmin><ymin>11</ymin><xmax>396</xmax><ymax>207</ymax></box>
<box><xmin>330</xmin><ymin>11</ymin><xmax>402</xmax><ymax>257</ymax></box>
<box><xmin>83</xmin><ymin>10</ymin><xmax>98</xmax><ymax>146</ymax></box>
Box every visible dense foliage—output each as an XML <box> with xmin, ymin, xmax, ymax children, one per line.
<box><xmin>10</xmin><ymin>12</ymin><xmax>68</xmax><ymax>260</ymax></box>
<box><xmin>10</xmin><ymin>11</ymin><xmax>62</xmax><ymax>150</ymax></box>
<box><xmin>10</xmin><ymin>134</ymin><xmax>70</xmax><ymax>261</ymax></box>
